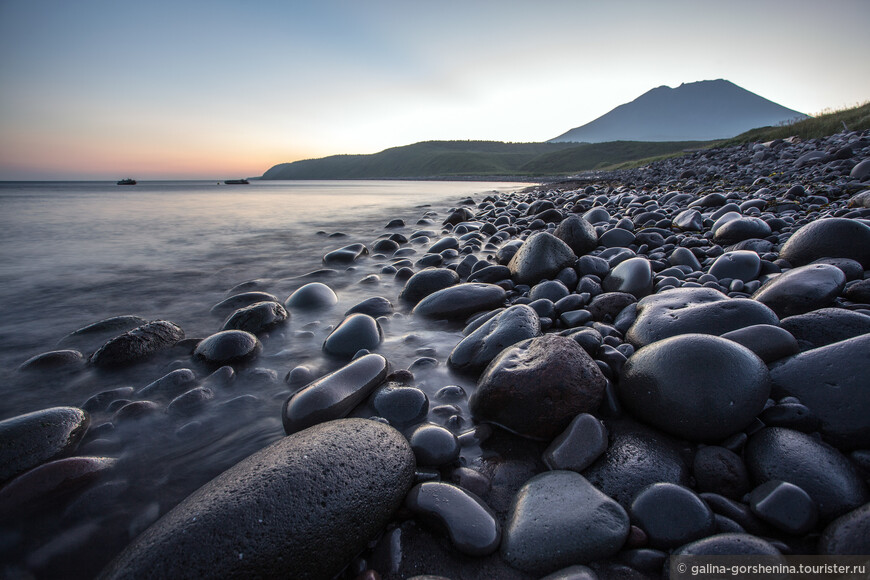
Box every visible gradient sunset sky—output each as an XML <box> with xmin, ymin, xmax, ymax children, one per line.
<box><xmin>1</xmin><ymin>0</ymin><xmax>868</xmax><ymax>180</ymax></box>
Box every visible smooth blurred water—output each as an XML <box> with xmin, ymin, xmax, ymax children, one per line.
<box><xmin>0</xmin><ymin>179</ymin><xmax>528</xmax><ymax>577</ymax></box>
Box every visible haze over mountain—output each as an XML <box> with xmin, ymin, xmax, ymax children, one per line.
<box><xmin>550</xmin><ymin>79</ymin><xmax>808</xmax><ymax>143</ymax></box>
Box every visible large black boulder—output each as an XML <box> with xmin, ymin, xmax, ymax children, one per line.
<box><xmin>89</xmin><ymin>320</ymin><xmax>184</xmax><ymax>368</ymax></box>
<box><xmin>779</xmin><ymin>218</ymin><xmax>870</xmax><ymax>269</ymax></box>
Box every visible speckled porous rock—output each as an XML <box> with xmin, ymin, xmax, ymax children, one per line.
<box><xmin>0</xmin><ymin>407</ymin><xmax>90</xmax><ymax>484</ymax></box>
<box><xmin>99</xmin><ymin>419</ymin><xmax>415</xmax><ymax>580</ymax></box>
<box><xmin>89</xmin><ymin>320</ymin><xmax>184</xmax><ymax>368</ymax></box>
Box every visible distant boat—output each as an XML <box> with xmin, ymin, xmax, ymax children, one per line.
<box><xmin>116</xmin><ymin>178</ymin><xmax>137</xmax><ymax>185</ymax></box>
<box><xmin>224</xmin><ymin>179</ymin><xmax>250</xmax><ymax>185</ymax></box>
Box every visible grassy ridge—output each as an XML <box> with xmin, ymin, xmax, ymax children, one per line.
<box><xmin>721</xmin><ymin>102</ymin><xmax>870</xmax><ymax>145</ymax></box>
<box><xmin>260</xmin><ymin>139</ymin><xmax>711</xmax><ymax>179</ymax></box>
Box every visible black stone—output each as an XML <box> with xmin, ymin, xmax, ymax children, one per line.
<box><xmin>752</xmin><ymin>264</ymin><xmax>846</xmax><ymax>318</ymax></box>
<box><xmin>322</xmin><ymin>313</ymin><xmax>383</xmax><ymax>358</ymax></box>
<box><xmin>448</xmin><ymin>304</ymin><xmax>540</xmax><ymax>375</ymax></box>
<box><xmin>412</xmin><ymin>283</ymin><xmax>506</xmax><ymax>320</ymax></box>
<box><xmin>90</xmin><ymin>320</ymin><xmax>184</xmax><ymax>368</ymax></box>
<box><xmin>779</xmin><ymin>217</ymin><xmax>870</xmax><ymax>269</ymax></box>
<box><xmin>400</xmin><ymin>268</ymin><xmax>460</xmax><ymax>304</ymax></box>
<box><xmin>193</xmin><ymin>330</ymin><xmax>261</xmax><ymax>366</ymax></box>
<box><xmin>629</xmin><ymin>483</ymin><xmax>715</xmax><ymax>549</ymax></box>
<box><xmin>779</xmin><ymin>308</ymin><xmax>870</xmax><ymax>348</ymax></box>
<box><xmin>221</xmin><ymin>301</ymin><xmax>288</xmax><ymax>334</ymax></box>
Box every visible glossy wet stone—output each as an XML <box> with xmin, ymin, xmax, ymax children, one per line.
<box><xmin>779</xmin><ymin>308</ymin><xmax>870</xmax><ymax>348</ymax></box>
<box><xmin>57</xmin><ymin>314</ymin><xmax>148</xmax><ymax>352</ymax></box>
<box><xmin>625</xmin><ymin>287</ymin><xmax>779</xmax><ymax>348</ymax></box>
<box><xmin>221</xmin><ymin>301</ymin><xmax>288</xmax><ymax>334</ymax></box>
<box><xmin>345</xmin><ymin>296</ymin><xmax>394</xmax><ymax>318</ymax></box>
<box><xmin>713</xmin><ymin>217</ymin><xmax>771</xmax><ymax>245</ymax></box>
<box><xmin>748</xmin><ymin>480</ymin><xmax>818</xmax><ymax>535</ymax></box>
<box><xmin>407</xmin><ymin>423</ymin><xmax>460</xmax><ymax>467</ymax></box>
<box><xmin>447</xmin><ymin>304</ymin><xmax>540</xmax><ymax>375</ymax></box>
<box><xmin>618</xmin><ymin>334</ymin><xmax>770</xmax><ymax>442</ymax></box>
<box><xmin>672</xmin><ymin>209</ymin><xmax>703</xmax><ymax>231</ymax></box>
<box><xmin>501</xmin><ymin>471</ymin><xmax>629</xmax><ymax>575</ymax></box>
<box><xmin>586</xmin><ymin>292</ymin><xmax>636</xmax><ymax>323</ymax></box>
<box><xmin>709</xmin><ymin>250</ymin><xmax>762</xmax><ymax>282</ymax></box>
<box><xmin>371</xmin><ymin>383</ymin><xmax>429</xmax><ymax>430</ymax></box>
<box><xmin>167</xmin><ymin>387</ymin><xmax>214</xmax><ymax>417</ymax></box>
<box><xmin>412</xmin><ymin>283</ymin><xmax>506</xmax><ymax>320</ymax></box>
<box><xmin>630</xmin><ymin>483</ymin><xmax>715</xmax><ymax>549</ymax></box>
<box><xmin>99</xmin><ymin>419</ymin><xmax>414</xmax><ymax>580</ymax></box>
<box><xmin>89</xmin><ymin>320</ymin><xmax>184</xmax><ymax>368</ymax></box>
<box><xmin>507</xmin><ymin>232</ymin><xmax>577</xmax><ymax>285</ymax></box>
<box><xmin>282</xmin><ymin>354</ymin><xmax>389</xmax><ymax>434</ymax></box>
<box><xmin>818</xmin><ymin>503</ymin><xmax>870</xmax><ymax>555</ymax></box>
<box><xmin>137</xmin><ymin>368</ymin><xmax>197</xmax><ymax>399</ymax></box>
<box><xmin>323</xmin><ymin>243</ymin><xmax>368</xmax><ymax>265</ymax></box>
<box><xmin>598</xmin><ymin>227</ymin><xmax>635</xmax><ymax>248</ymax></box>
<box><xmin>602</xmin><ymin>257</ymin><xmax>653</xmax><ymax>298</ymax></box>
<box><xmin>542</xmin><ymin>413</ymin><xmax>607</xmax><ymax>473</ymax></box>
<box><xmin>692</xmin><ymin>445</ymin><xmax>751</xmax><ymax>500</ymax></box>
<box><xmin>745</xmin><ymin>427</ymin><xmax>870</xmax><ymax>522</ymax></box>
<box><xmin>18</xmin><ymin>349</ymin><xmax>84</xmax><ymax>372</ymax></box>
<box><xmin>405</xmin><ymin>481</ymin><xmax>500</xmax><ymax>556</ymax></box>
<box><xmin>399</xmin><ymin>268</ymin><xmax>460</xmax><ymax>304</ymax></box>
<box><xmin>553</xmin><ymin>215</ymin><xmax>597</xmax><ymax>256</ymax></box>
<box><xmin>779</xmin><ymin>217</ymin><xmax>870</xmax><ymax>268</ymax></box>
<box><xmin>752</xmin><ymin>263</ymin><xmax>846</xmax><ymax>318</ymax></box>
<box><xmin>720</xmin><ymin>324</ymin><xmax>799</xmax><ymax>363</ymax></box>
<box><xmin>322</xmin><ymin>313</ymin><xmax>383</xmax><ymax>358</ymax></box>
<box><xmin>283</xmin><ymin>282</ymin><xmax>338</xmax><ymax>310</ymax></box>
<box><xmin>769</xmin><ymin>333</ymin><xmax>870</xmax><ymax>449</ymax></box>
<box><xmin>209</xmin><ymin>292</ymin><xmax>279</xmax><ymax>316</ymax></box>
<box><xmin>193</xmin><ymin>330</ymin><xmax>262</xmax><ymax>366</ymax></box>
<box><xmin>671</xmin><ymin>533</ymin><xmax>782</xmax><ymax>556</ymax></box>
<box><xmin>470</xmin><ymin>334</ymin><xmax>606</xmax><ymax>440</ymax></box>
<box><xmin>0</xmin><ymin>407</ymin><xmax>90</xmax><ymax>485</ymax></box>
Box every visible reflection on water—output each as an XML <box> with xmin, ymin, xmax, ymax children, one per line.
<box><xmin>0</xmin><ymin>179</ymin><xmax>528</xmax><ymax>577</ymax></box>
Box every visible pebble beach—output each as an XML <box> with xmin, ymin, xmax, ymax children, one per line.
<box><xmin>3</xmin><ymin>131</ymin><xmax>870</xmax><ymax>579</ymax></box>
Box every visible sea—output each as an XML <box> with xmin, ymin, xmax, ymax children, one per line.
<box><xmin>0</xmin><ymin>179</ymin><xmax>530</xmax><ymax>577</ymax></box>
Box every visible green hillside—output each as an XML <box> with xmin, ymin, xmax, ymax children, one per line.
<box><xmin>721</xmin><ymin>101</ymin><xmax>870</xmax><ymax>145</ymax></box>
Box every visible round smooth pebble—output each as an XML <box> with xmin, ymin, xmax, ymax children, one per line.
<box><xmin>283</xmin><ymin>282</ymin><xmax>338</xmax><ymax>310</ymax></box>
<box><xmin>447</xmin><ymin>304</ymin><xmax>540</xmax><ymax>375</ymax></box>
<box><xmin>629</xmin><ymin>482</ymin><xmax>715</xmax><ymax>549</ymax></box>
<box><xmin>407</xmin><ymin>423</ymin><xmax>460</xmax><ymax>467</ymax></box>
<box><xmin>194</xmin><ymin>330</ymin><xmax>262</xmax><ymax>366</ymax></box>
<box><xmin>709</xmin><ymin>250</ymin><xmax>761</xmax><ymax>282</ymax></box>
<box><xmin>752</xmin><ymin>263</ymin><xmax>846</xmax><ymax>318</ymax></box>
<box><xmin>507</xmin><ymin>232</ymin><xmax>577</xmax><ymax>285</ymax></box>
<box><xmin>370</xmin><ymin>384</ymin><xmax>429</xmax><ymax>429</ymax></box>
<box><xmin>713</xmin><ymin>217</ymin><xmax>771</xmax><ymax>245</ymax></box>
<box><xmin>322</xmin><ymin>313</ymin><xmax>382</xmax><ymax>358</ymax></box>
<box><xmin>543</xmin><ymin>413</ymin><xmax>608</xmax><ymax>473</ymax></box>
<box><xmin>779</xmin><ymin>218</ymin><xmax>870</xmax><ymax>269</ymax></box>
<box><xmin>602</xmin><ymin>257</ymin><xmax>653</xmax><ymax>298</ymax></box>
<box><xmin>748</xmin><ymin>480</ymin><xmax>818</xmax><ymax>535</ymax></box>
<box><xmin>399</xmin><ymin>268</ymin><xmax>459</xmax><ymax>304</ymax></box>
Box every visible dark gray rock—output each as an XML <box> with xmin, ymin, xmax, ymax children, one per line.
<box><xmin>18</xmin><ymin>349</ymin><xmax>84</xmax><ymax>372</ymax></box>
<box><xmin>99</xmin><ymin>419</ymin><xmax>415</xmax><ymax>580</ymax></box>
<box><xmin>598</xmin><ymin>228</ymin><xmax>635</xmax><ymax>248</ymax></box>
<box><xmin>407</xmin><ymin>423</ymin><xmax>460</xmax><ymax>467</ymax></box>
<box><xmin>630</xmin><ymin>483</ymin><xmax>715</xmax><ymax>549</ymax></box>
<box><xmin>779</xmin><ymin>308</ymin><xmax>870</xmax><ymax>348</ymax></box>
<box><xmin>748</xmin><ymin>480</ymin><xmax>818</xmax><ymax>535</ymax></box>
<box><xmin>819</xmin><ymin>502</ymin><xmax>870</xmax><ymax>555</ymax></box>
<box><xmin>543</xmin><ymin>413</ymin><xmax>608</xmax><ymax>473</ymax></box>
<box><xmin>671</xmin><ymin>532</ymin><xmax>781</xmax><ymax>556</ymax></box>
<box><xmin>428</xmin><ymin>236</ymin><xmax>459</xmax><ymax>254</ymax></box>
<box><xmin>221</xmin><ymin>301</ymin><xmax>288</xmax><ymax>334</ymax></box>
<box><xmin>769</xmin><ymin>334</ymin><xmax>870</xmax><ymax>450</ymax></box>
<box><xmin>845</xmin><ymin>279</ymin><xmax>870</xmax><ymax>303</ymax></box>
<box><xmin>745</xmin><ymin>427</ymin><xmax>870</xmax><ymax>522</ymax></box>
<box><xmin>713</xmin><ymin>217</ymin><xmax>771</xmax><ymax>245</ymax></box>
<box><xmin>779</xmin><ymin>218</ymin><xmax>870</xmax><ymax>269</ymax></box>
<box><xmin>405</xmin><ymin>482</ymin><xmax>500</xmax><ymax>556</ymax></box>
<box><xmin>539</xmin><ymin>565</ymin><xmax>598</xmax><ymax>580</ymax></box>
<box><xmin>470</xmin><ymin>334</ymin><xmax>606</xmax><ymax>440</ymax></box>
<box><xmin>529</xmin><ymin>280</ymin><xmax>569</xmax><ymax>302</ymax></box>
<box><xmin>709</xmin><ymin>250</ymin><xmax>761</xmax><ymax>282</ymax></box>
<box><xmin>618</xmin><ymin>334</ymin><xmax>770</xmax><ymax>442</ymax></box>
<box><xmin>587</xmin><ymin>292</ymin><xmax>637</xmax><ymax>323</ymax></box>
<box><xmin>283</xmin><ymin>354</ymin><xmax>388</xmax><ymax>434</ymax></box>
<box><xmin>58</xmin><ymin>315</ymin><xmax>148</xmax><ymax>352</ymax></box>
<box><xmin>322</xmin><ymin>313</ymin><xmax>383</xmax><ymax>358</ymax></box>
<box><xmin>753</xmin><ymin>264</ymin><xmax>846</xmax><ymax>318</ymax></box>
<box><xmin>323</xmin><ymin>243</ymin><xmax>368</xmax><ymax>265</ymax></box>
<box><xmin>812</xmin><ymin>257</ymin><xmax>865</xmax><ymax>281</ymax></box>
<box><xmin>193</xmin><ymin>330</ymin><xmax>261</xmax><ymax>366</ymax></box>
<box><xmin>693</xmin><ymin>445</ymin><xmax>751</xmax><ymax>500</ymax></box>
<box><xmin>371</xmin><ymin>384</ymin><xmax>429</xmax><ymax>430</ymax></box>
<box><xmin>625</xmin><ymin>287</ymin><xmax>779</xmax><ymax>348</ymax></box>
<box><xmin>602</xmin><ymin>257</ymin><xmax>653</xmax><ymax>298</ymax></box>
<box><xmin>137</xmin><ymin>369</ymin><xmax>197</xmax><ymax>400</ymax></box>
<box><xmin>346</xmin><ymin>296</ymin><xmax>393</xmax><ymax>318</ymax></box>
<box><xmin>448</xmin><ymin>304</ymin><xmax>541</xmax><ymax>375</ymax></box>
<box><xmin>468</xmin><ymin>265</ymin><xmax>512</xmax><ymax>284</ymax></box>
<box><xmin>0</xmin><ymin>407</ymin><xmax>90</xmax><ymax>485</ymax></box>
<box><xmin>90</xmin><ymin>320</ymin><xmax>184</xmax><ymax>368</ymax></box>
<box><xmin>167</xmin><ymin>387</ymin><xmax>214</xmax><ymax>417</ymax></box>
<box><xmin>400</xmin><ymin>268</ymin><xmax>460</xmax><ymax>304</ymax></box>
<box><xmin>669</xmin><ymin>247</ymin><xmax>703</xmax><ymax>271</ymax></box>
<box><xmin>553</xmin><ymin>215</ymin><xmax>598</xmax><ymax>256</ymax></box>
<box><xmin>672</xmin><ymin>209</ymin><xmax>703</xmax><ymax>231</ymax></box>
<box><xmin>210</xmin><ymin>292</ymin><xmax>279</xmax><ymax>316</ymax></box>
<box><xmin>501</xmin><ymin>471</ymin><xmax>629</xmax><ymax>575</ymax></box>
<box><xmin>412</xmin><ymin>283</ymin><xmax>506</xmax><ymax>320</ymax></box>
<box><xmin>507</xmin><ymin>232</ymin><xmax>577</xmax><ymax>285</ymax></box>
<box><xmin>283</xmin><ymin>282</ymin><xmax>338</xmax><ymax>310</ymax></box>
<box><xmin>82</xmin><ymin>387</ymin><xmax>135</xmax><ymax>414</ymax></box>
<box><xmin>720</xmin><ymin>324</ymin><xmax>800</xmax><ymax>363</ymax></box>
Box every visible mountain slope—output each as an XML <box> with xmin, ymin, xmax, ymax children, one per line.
<box><xmin>550</xmin><ymin>79</ymin><xmax>808</xmax><ymax>143</ymax></box>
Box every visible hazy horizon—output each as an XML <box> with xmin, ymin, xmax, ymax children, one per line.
<box><xmin>1</xmin><ymin>0</ymin><xmax>868</xmax><ymax>181</ymax></box>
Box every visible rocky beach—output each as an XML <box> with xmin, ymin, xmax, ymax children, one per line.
<box><xmin>3</xmin><ymin>131</ymin><xmax>870</xmax><ymax>579</ymax></box>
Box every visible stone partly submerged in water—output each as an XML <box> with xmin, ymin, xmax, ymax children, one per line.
<box><xmin>322</xmin><ymin>313</ymin><xmax>383</xmax><ymax>358</ymax></box>
<box><xmin>99</xmin><ymin>418</ymin><xmax>415</xmax><ymax>580</ymax></box>
<box><xmin>618</xmin><ymin>333</ymin><xmax>770</xmax><ymax>442</ymax></box>
<box><xmin>412</xmin><ymin>283</ymin><xmax>506</xmax><ymax>320</ymax></box>
<box><xmin>221</xmin><ymin>301</ymin><xmax>288</xmax><ymax>335</ymax></box>
<box><xmin>89</xmin><ymin>320</ymin><xmax>184</xmax><ymax>368</ymax></box>
<box><xmin>283</xmin><ymin>282</ymin><xmax>338</xmax><ymax>310</ymax></box>
<box><xmin>193</xmin><ymin>330</ymin><xmax>262</xmax><ymax>366</ymax></box>
<box><xmin>470</xmin><ymin>334</ymin><xmax>606</xmax><ymax>440</ymax></box>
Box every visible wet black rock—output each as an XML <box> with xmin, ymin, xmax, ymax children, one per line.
<box><xmin>602</xmin><ymin>257</ymin><xmax>653</xmax><ymax>298</ymax></box>
<box><xmin>470</xmin><ymin>334</ymin><xmax>606</xmax><ymax>440</ymax></box>
<box><xmin>112</xmin><ymin>400</ymin><xmax>162</xmax><ymax>423</ymax></box>
<box><xmin>282</xmin><ymin>354</ymin><xmax>389</xmax><ymax>434</ymax></box>
<box><xmin>448</xmin><ymin>304</ymin><xmax>541</xmax><ymax>375</ymax></box>
<box><xmin>630</xmin><ymin>483</ymin><xmax>715</xmax><ymax>549</ymax></box>
<box><xmin>371</xmin><ymin>383</ymin><xmax>429</xmax><ymax>429</ymax></box>
<box><xmin>671</xmin><ymin>532</ymin><xmax>781</xmax><ymax>556</ymax></box>
<box><xmin>399</xmin><ymin>268</ymin><xmax>460</xmax><ymax>304</ymax></box>
<box><xmin>407</xmin><ymin>423</ymin><xmax>460</xmax><ymax>467</ymax></box>
<box><xmin>769</xmin><ymin>334</ymin><xmax>870</xmax><ymax>450</ymax></box>
<box><xmin>501</xmin><ymin>471</ymin><xmax>629</xmax><ymax>575</ymax></box>
<box><xmin>553</xmin><ymin>215</ymin><xmax>598</xmax><ymax>256</ymax></box>
<box><xmin>193</xmin><ymin>330</ymin><xmax>262</xmax><ymax>366</ymax></box>
<box><xmin>0</xmin><ymin>407</ymin><xmax>90</xmax><ymax>485</ymax></box>
<box><xmin>709</xmin><ymin>250</ymin><xmax>761</xmax><ymax>282</ymax></box>
<box><xmin>818</xmin><ymin>502</ymin><xmax>870</xmax><ymax>555</ymax></box>
<box><xmin>221</xmin><ymin>301</ymin><xmax>288</xmax><ymax>334</ymax></box>
<box><xmin>58</xmin><ymin>314</ymin><xmax>148</xmax><ymax>351</ymax></box>
<box><xmin>323</xmin><ymin>243</ymin><xmax>368</xmax><ymax>265</ymax></box>
<box><xmin>586</xmin><ymin>292</ymin><xmax>637</xmax><ymax>323</ymax></box>
<box><xmin>542</xmin><ymin>413</ymin><xmax>608</xmax><ymax>473</ymax></box>
<box><xmin>99</xmin><ymin>419</ymin><xmax>415</xmax><ymax>580</ymax></box>
<box><xmin>779</xmin><ymin>217</ymin><xmax>870</xmax><ymax>269</ymax></box>
<box><xmin>779</xmin><ymin>308</ymin><xmax>870</xmax><ymax>349</ymax></box>
<box><xmin>720</xmin><ymin>324</ymin><xmax>799</xmax><ymax>363</ymax></box>
<box><xmin>618</xmin><ymin>334</ymin><xmax>770</xmax><ymax>442</ymax></box>
<box><xmin>90</xmin><ymin>320</ymin><xmax>184</xmax><ymax>368</ymax></box>
<box><xmin>405</xmin><ymin>481</ymin><xmax>501</xmax><ymax>557</ymax></box>
<box><xmin>18</xmin><ymin>349</ymin><xmax>84</xmax><ymax>372</ymax></box>
<box><xmin>845</xmin><ymin>279</ymin><xmax>870</xmax><ymax>303</ymax></box>
<box><xmin>283</xmin><ymin>282</ymin><xmax>338</xmax><ymax>310</ymax></box>
<box><xmin>507</xmin><ymin>232</ymin><xmax>577</xmax><ymax>286</ymax></box>
<box><xmin>693</xmin><ymin>445</ymin><xmax>751</xmax><ymax>500</ymax></box>
<box><xmin>210</xmin><ymin>292</ymin><xmax>279</xmax><ymax>316</ymax></box>
<box><xmin>745</xmin><ymin>427</ymin><xmax>870</xmax><ymax>522</ymax></box>
<box><xmin>468</xmin><ymin>265</ymin><xmax>512</xmax><ymax>284</ymax></box>
<box><xmin>752</xmin><ymin>263</ymin><xmax>846</xmax><ymax>318</ymax></box>
<box><xmin>625</xmin><ymin>287</ymin><xmax>779</xmax><ymax>348</ymax></box>
<box><xmin>748</xmin><ymin>480</ymin><xmax>818</xmax><ymax>535</ymax></box>
<box><xmin>82</xmin><ymin>387</ymin><xmax>135</xmax><ymax>414</ymax></box>
<box><xmin>323</xmin><ymin>313</ymin><xmax>383</xmax><ymax>358</ymax></box>
<box><xmin>167</xmin><ymin>387</ymin><xmax>215</xmax><ymax>417</ymax></box>
<box><xmin>346</xmin><ymin>296</ymin><xmax>394</xmax><ymax>318</ymax></box>
<box><xmin>672</xmin><ymin>209</ymin><xmax>703</xmax><ymax>231</ymax></box>
<box><xmin>713</xmin><ymin>217</ymin><xmax>771</xmax><ymax>245</ymax></box>
<box><xmin>413</xmin><ymin>283</ymin><xmax>506</xmax><ymax>320</ymax></box>
<box><xmin>583</xmin><ymin>419</ymin><xmax>691</xmax><ymax>508</ymax></box>
<box><xmin>137</xmin><ymin>368</ymin><xmax>197</xmax><ymax>400</ymax></box>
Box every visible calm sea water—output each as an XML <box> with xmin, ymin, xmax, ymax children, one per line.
<box><xmin>0</xmin><ymin>179</ymin><xmax>528</xmax><ymax>577</ymax></box>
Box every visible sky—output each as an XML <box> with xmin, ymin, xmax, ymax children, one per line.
<box><xmin>0</xmin><ymin>0</ymin><xmax>868</xmax><ymax>180</ymax></box>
